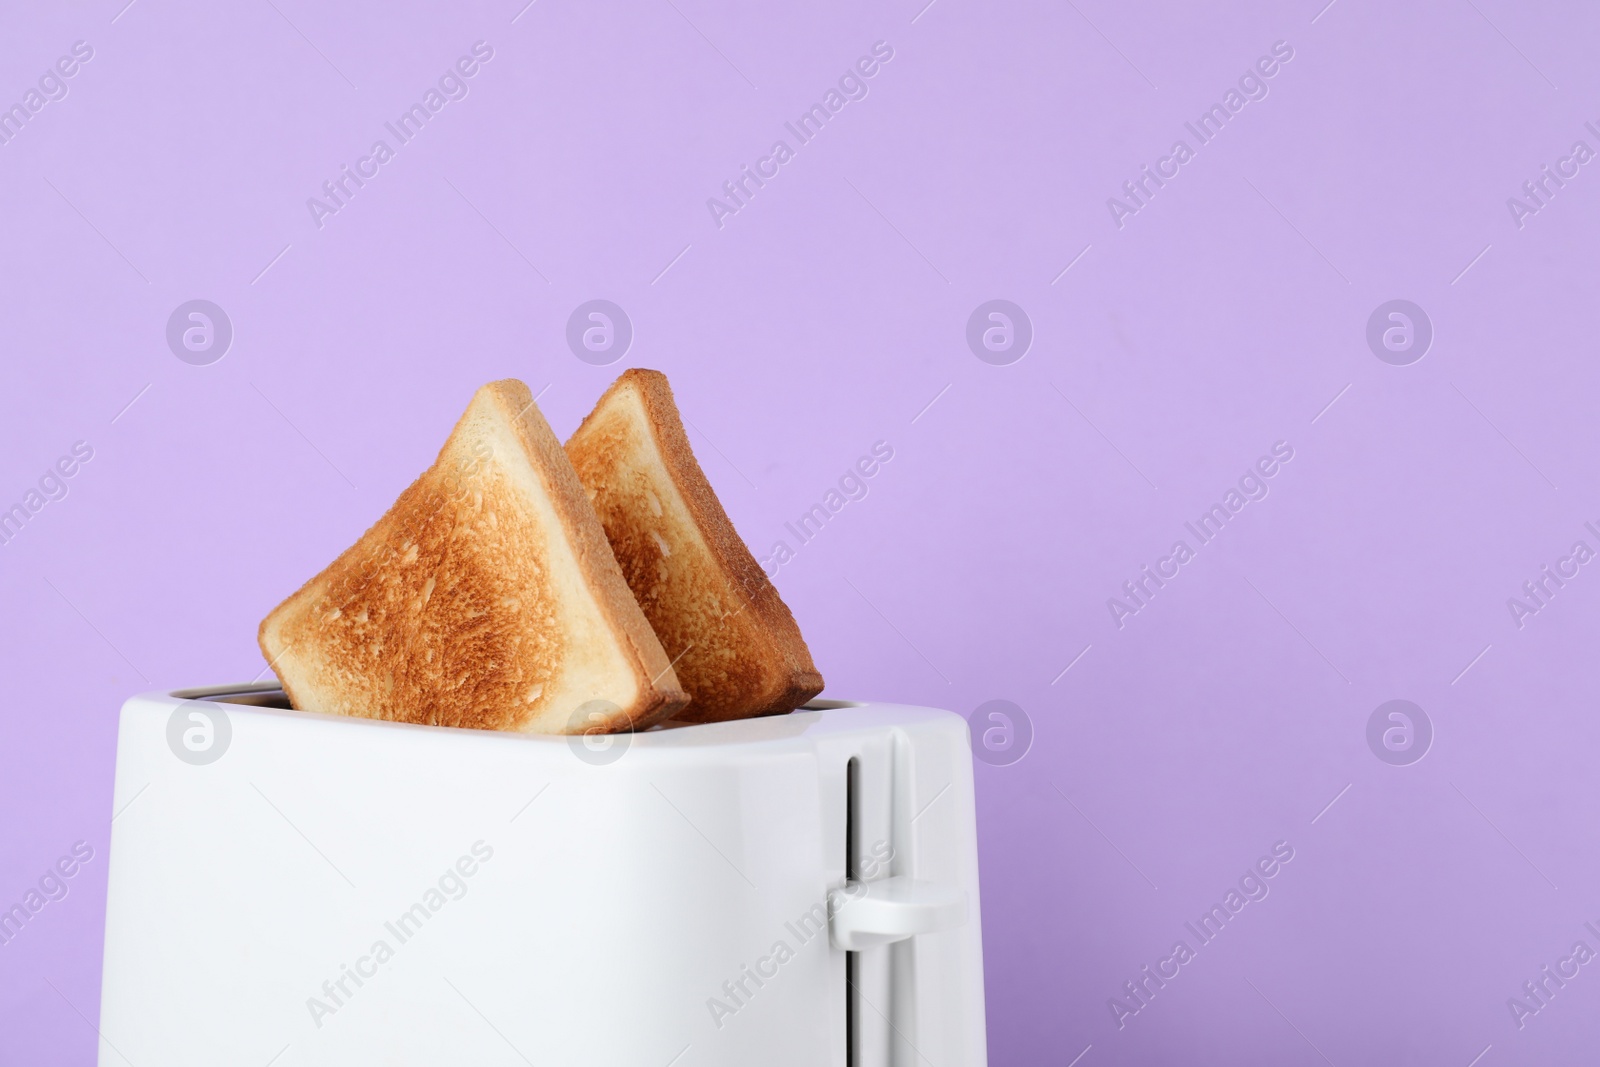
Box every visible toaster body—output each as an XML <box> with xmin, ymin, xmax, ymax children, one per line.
<box><xmin>98</xmin><ymin>686</ymin><xmax>987</xmax><ymax>1066</ymax></box>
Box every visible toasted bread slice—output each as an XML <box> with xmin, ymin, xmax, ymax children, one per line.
<box><xmin>259</xmin><ymin>379</ymin><xmax>689</xmax><ymax>734</ymax></box>
<box><xmin>565</xmin><ymin>369</ymin><xmax>823</xmax><ymax>722</ymax></box>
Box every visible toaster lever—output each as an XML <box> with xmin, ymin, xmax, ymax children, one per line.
<box><xmin>828</xmin><ymin>876</ymin><xmax>966</xmax><ymax>952</ymax></box>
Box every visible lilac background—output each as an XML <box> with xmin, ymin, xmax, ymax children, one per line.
<box><xmin>3</xmin><ymin>0</ymin><xmax>1599</xmax><ymax>1062</ymax></box>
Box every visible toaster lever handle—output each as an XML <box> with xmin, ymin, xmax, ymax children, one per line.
<box><xmin>827</xmin><ymin>876</ymin><xmax>966</xmax><ymax>951</ymax></box>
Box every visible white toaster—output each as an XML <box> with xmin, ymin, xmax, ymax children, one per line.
<box><xmin>98</xmin><ymin>685</ymin><xmax>988</xmax><ymax>1066</ymax></box>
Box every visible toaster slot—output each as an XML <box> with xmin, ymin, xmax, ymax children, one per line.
<box><xmin>827</xmin><ymin>733</ymin><xmax>896</xmax><ymax>1066</ymax></box>
<box><xmin>845</xmin><ymin>755</ymin><xmax>859</xmax><ymax>1067</ymax></box>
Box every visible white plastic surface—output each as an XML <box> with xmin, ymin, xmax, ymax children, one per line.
<box><xmin>97</xmin><ymin>686</ymin><xmax>988</xmax><ymax>1066</ymax></box>
<box><xmin>829</xmin><ymin>876</ymin><xmax>967</xmax><ymax>951</ymax></box>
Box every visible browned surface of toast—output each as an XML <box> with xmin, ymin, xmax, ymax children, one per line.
<box><xmin>258</xmin><ymin>380</ymin><xmax>688</xmax><ymax>734</ymax></box>
<box><xmin>565</xmin><ymin>369</ymin><xmax>824</xmax><ymax>722</ymax></box>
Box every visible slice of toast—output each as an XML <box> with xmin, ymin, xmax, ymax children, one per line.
<box><xmin>565</xmin><ymin>369</ymin><xmax>824</xmax><ymax>722</ymax></box>
<box><xmin>259</xmin><ymin>379</ymin><xmax>689</xmax><ymax>734</ymax></box>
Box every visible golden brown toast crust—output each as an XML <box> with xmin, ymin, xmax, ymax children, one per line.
<box><xmin>258</xmin><ymin>380</ymin><xmax>688</xmax><ymax>734</ymax></box>
<box><xmin>566</xmin><ymin>369</ymin><xmax>824</xmax><ymax>721</ymax></box>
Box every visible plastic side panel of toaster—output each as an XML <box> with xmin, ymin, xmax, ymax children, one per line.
<box><xmin>809</xmin><ymin>708</ymin><xmax>988</xmax><ymax>1067</ymax></box>
<box><xmin>899</xmin><ymin>713</ymin><xmax>987</xmax><ymax>1066</ymax></box>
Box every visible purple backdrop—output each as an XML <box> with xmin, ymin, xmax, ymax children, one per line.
<box><xmin>3</xmin><ymin>0</ymin><xmax>1599</xmax><ymax>1062</ymax></box>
